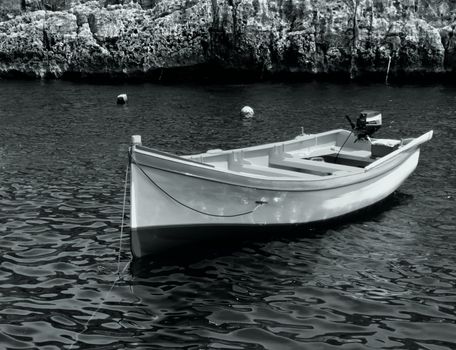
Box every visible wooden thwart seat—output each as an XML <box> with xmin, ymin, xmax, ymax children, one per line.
<box><xmin>225</xmin><ymin>147</ymin><xmax>363</xmax><ymax>178</ymax></box>
<box><xmin>289</xmin><ymin>147</ymin><xmax>372</xmax><ymax>163</ymax></box>
<box><xmin>268</xmin><ymin>145</ymin><xmax>363</xmax><ymax>175</ymax></box>
<box><xmin>227</xmin><ymin>150</ymin><xmax>319</xmax><ymax>179</ymax></box>
<box><xmin>270</xmin><ymin>156</ymin><xmax>363</xmax><ymax>175</ymax></box>
<box><xmin>239</xmin><ymin>164</ymin><xmax>306</xmax><ymax>178</ymax></box>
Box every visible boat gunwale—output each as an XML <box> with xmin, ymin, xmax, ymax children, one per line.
<box><xmin>130</xmin><ymin>130</ymin><xmax>432</xmax><ymax>192</ymax></box>
<box><xmin>132</xmin><ymin>129</ymin><xmax>354</xmax><ymax>180</ymax></box>
<box><xmin>131</xmin><ymin>150</ymin><xmax>413</xmax><ymax>192</ymax></box>
<box><xmin>186</xmin><ymin>129</ymin><xmax>348</xmax><ymax>158</ymax></box>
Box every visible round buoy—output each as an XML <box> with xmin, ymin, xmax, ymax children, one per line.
<box><xmin>240</xmin><ymin>106</ymin><xmax>254</xmax><ymax>119</ymax></box>
<box><xmin>117</xmin><ymin>94</ymin><xmax>128</xmax><ymax>105</ymax></box>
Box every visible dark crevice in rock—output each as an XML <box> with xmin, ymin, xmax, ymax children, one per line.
<box><xmin>210</xmin><ymin>0</ymin><xmax>219</xmax><ymax>28</ymax></box>
<box><xmin>87</xmin><ymin>13</ymin><xmax>97</xmax><ymax>35</ymax></box>
<box><xmin>42</xmin><ymin>29</ymin><xmax>51</xmax><ymax>51</ymax></box>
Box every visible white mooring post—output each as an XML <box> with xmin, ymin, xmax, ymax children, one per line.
<box><xmin>131</xmin><ymin>135</ymin><xmax>142</xmax><ymax>146</ymax></box>
<box><xmin>385</xmin><ymin>55</ymin><xmax>392</xmax><ymax>85</ymax></box>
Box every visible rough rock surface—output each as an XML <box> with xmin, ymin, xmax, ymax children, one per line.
<box><xmin>0</xmin><ymin>0</ymin><xmax>455</xmax><ymax>80</ymax></box>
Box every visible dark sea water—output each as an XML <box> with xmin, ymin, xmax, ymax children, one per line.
<box><xmin>0</xmin><ymin>80</ymin><xmax>455</xmax><ymax>350</ymax></box>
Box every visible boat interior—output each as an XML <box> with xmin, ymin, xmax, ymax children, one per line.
<box><xmin>185</xmin><ymin>130</ymin><xmax>405</xmax><ymax>179</ymax></box>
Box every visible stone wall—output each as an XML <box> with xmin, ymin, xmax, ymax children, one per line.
<box><xmin>0</xmin><ymin>0</ymin><xmax>455</xmax><ymax>80</ymax></box>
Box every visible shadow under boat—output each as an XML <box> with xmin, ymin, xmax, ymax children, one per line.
<box><xmin>130</xmin><ymin>191</ymin><xmax>413</xmax><ymax>271</ymax></box>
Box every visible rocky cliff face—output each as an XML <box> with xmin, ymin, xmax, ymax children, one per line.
<box><xmin>0</xmin><ymin>0</ymin><xmax>455</xmax><ymax>80</ymax></box>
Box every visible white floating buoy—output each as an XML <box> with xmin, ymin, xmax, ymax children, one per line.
<box><xmin>117</xmin><ymin>93</ymin><xmax>128</xmax><ymax>105</ymax></box>
<box><xmin>240</xmin><ymin>106</ymin><xmax>254</xmax><ymax>119</ymax></box>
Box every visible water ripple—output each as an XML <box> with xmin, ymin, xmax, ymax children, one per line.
<box><xmin>1</xmin><ymin>81</ymin><xmax>456</xmax><ymax>349</ymax></box>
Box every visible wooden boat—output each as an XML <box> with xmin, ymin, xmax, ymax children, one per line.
<box><xmin>129</xmin><ymin>114</ymin><xmax>432</xmax><ymax>258</ymax></box>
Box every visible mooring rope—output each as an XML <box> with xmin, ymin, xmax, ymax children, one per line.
<box><xmin>68</xmin><ymin>162</ymin><xmax>131</xmax><ymax>349</ymax></box>
<box><xmin>132</xmin><ymin>159</ymin><xmax>266</xmax><ymax>218</ymax></box>
<box><xmin>117</xmin><ymin>162</ymin><xmax>130</xmax><ymax>275</ymax></box>
<box><xmin>68</xmin><ymin>261</ymin><xmax>130</xmax><ymax>350</ymax></box>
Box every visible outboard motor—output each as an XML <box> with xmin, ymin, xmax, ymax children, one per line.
<box><xmin>346</xmin><ymin>110</ymin><xmax>382</xmax><ymax>141</ymax></box>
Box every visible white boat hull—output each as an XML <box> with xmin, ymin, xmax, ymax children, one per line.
<box><xmin>129</xmin><ymin>130</ymin><xmax>431</xmax><ymax>258</ymax></box>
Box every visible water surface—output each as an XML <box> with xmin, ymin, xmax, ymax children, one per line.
<box><xmin>0</xmin><ymin>80</ymin><xmax>455</xmax><ymax>349</ymax></box>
